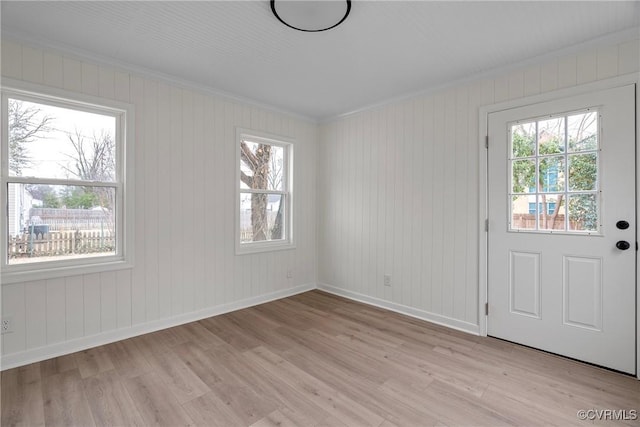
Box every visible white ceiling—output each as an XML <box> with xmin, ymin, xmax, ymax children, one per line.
<box><xmin>2</xmin><ymin>1</ymin><xmax>639</xmax><ymax>120</ymax></box>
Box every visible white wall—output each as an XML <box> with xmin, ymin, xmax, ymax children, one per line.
<box><xmin>317</xmin><ymin>37</ymin><xmax>640</xmax><ymax>334</ymax></box>
<box><xmin>1</xmin><ymin>40</ymin><xmax>318</xmax><ymax>368</ymax></box>
<box><xmin>2</xmin><ymin>34</ymin><xmax>638</xmax><ymax>369</ymax></box>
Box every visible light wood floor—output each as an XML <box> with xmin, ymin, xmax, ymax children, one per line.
<box><xmin>2</xmin><ymin>290</ymin><xmax>638</xmax><ymax>426</ymax></box>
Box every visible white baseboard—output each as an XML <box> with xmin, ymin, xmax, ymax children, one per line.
<box><xmin>0</xmin><ymin>282</ymin><xmax>315</xmax><ymax>371</ymax></box>
<box><xmin>1</xmin><ymin>282</ymin><xmax>480</xmax><ymax>370</ymax></box>
<box><xmin>318</xmin><ymin>283</ymin><xmax>480</xmax><ymax>336</ymax></box>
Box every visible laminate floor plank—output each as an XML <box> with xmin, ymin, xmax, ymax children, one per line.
<box><xmin>122</xmin><ymin>372</ymin><xmax>194</xmax><ymax>426</ymax></box>
<box><xmin>181</xmin><ymin>321</ymin><xmax>229</xmax><ymax>349</ymax></box>
<box><xmin>170</xmin><ymin>341</ymin><xmax>230</xmax><ymax>388</ymax></box>
<box><xmin>133</xmin><ymin>335</ymin><xmax>211</xmax><ymax>404</ymax></box>
<box><xmin>249</xmin><ymin>409</ymin><xmax>301</xmax><ymax>427</ymax></box>
<box><xmin>280</xmin><ymin>345</ymin><xmax>443</xmax><ymax>426</ymax></box>
<box><xmin>82</xmin><ymin>370</ymin><xmax>146</xmax><ymax>427</ymax></box>
<box><xmin>206</xmin><ymin>344</ymin><xmax>329</xmax><ymax>425</ymax></box>
<box><xmin>198</xmin><ymin>314</ymin><xmax>263</xmax><ymax>351</ymax></box>
<box><xmin>1</xmin><ymin>363</ymin><xmax>45</xmax><ymax>427</ymax></box>
<box><xmin>42</xmin><ymin>369</ymin><xmax>96</xmax><ymax>427</ymax></box>
<box><xmin>244</xmin><ymin>346</ymin><xmax>385</xmax><ymax>426</ymax></box>
<box><xmin>2</xmin><ymin>290</ymin><xmax>638</xmax><ymax>427</ymax></box>
<box><xmin>74</xmin><ymin>346</ymin><xmax>115</xmax><ymax>379</ymax></box>
<box><xmin>221</xmin><ymin>311</ymin><xmax>298</xmax><ymax>353</ymax></box>
<box><xmin>102</xmin><ymin>338</ymin><xmax>152</xmax><ymax>379</ymax></box>
<box><xmin>40</xmin><ymin>354</ymin><xmax>77</xmax><ymax>379</ymax></box>
<box><xmin>182</xmin><ymin>390</ymin><xmax>246</xmax><ymax>427</ymax></box>
<box><xmin>276</xmin><ymin>326</ymin><xmax>391</xmax><ymax>385</ymax></box>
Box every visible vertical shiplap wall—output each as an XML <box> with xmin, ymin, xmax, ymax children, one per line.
<box><xmin>1</xmin><ymin>40</ymin><xmax>318</xmax><ymax>361</ymax></box>
<box><xmin>318</xmin><ymin>38</ymin><xmax>640</xmax><ymax>332</ymax></box>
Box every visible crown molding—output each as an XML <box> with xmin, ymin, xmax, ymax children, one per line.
<box><xmin>322</xmin><ymin>26</ymin><xmax>640</xmax><ymax>123</ymax></box>
<box><xmin>3</xmin><ymin>24</ymin><xmax>638</xmax><ymax>126</ymax></box>
<box><xmin>1</xmin><ymin>29</ymin><xmax>319</xmax><ymax>125</ymax></box>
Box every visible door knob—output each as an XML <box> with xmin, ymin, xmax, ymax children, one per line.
<box><xmin>616</xmin><ymin>240</ymin><xmax>631</xmax><ymax>250</ymax></box>
<box><xmin>616</xmin><ymin>220</ymin><xmax>630</xmax><ymax>230</ymax></box>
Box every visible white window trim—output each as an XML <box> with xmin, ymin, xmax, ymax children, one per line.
<box><xmin>235</xmin><ymin>128</ymin><xmax>295</xmax><ymax>255</ymax></box>
<box><xmin>1</xmin><ymin>78</ymin><xmax>135</xmax><ymax>284</ymax></box>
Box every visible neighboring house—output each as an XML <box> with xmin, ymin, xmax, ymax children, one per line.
<box><xmin>7</xmin><ymin>184</ymin><xmax>33</xmax><ymax>237</ymax></box>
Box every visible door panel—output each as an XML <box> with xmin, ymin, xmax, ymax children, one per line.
<box><xmin>488</xmin><ymin>84</ymin><xmax>636</xmax><ymax>374</ymax></box>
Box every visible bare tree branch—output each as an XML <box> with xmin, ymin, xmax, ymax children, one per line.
<box><xmin>240</xmin><ymin>171</ymin><xmax>253</xmax><ymax>188</ymax></box>
<box><xmin>8</xmin><ymin>99</ymin><xmax>53</xmax><ymax>174</ymax></box>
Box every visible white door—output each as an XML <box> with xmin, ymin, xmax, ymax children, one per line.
<box><xmin>487</xmin><ymin>84</ymin><xmax>636</xmax><ymax>374</ymax></box>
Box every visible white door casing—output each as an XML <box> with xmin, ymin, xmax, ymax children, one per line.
<box><xmin>487</xmin><ymin>84</ymin><xmax>636</xmax><ymax>374</ymax></box>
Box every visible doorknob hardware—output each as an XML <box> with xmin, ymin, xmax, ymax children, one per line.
<box><xmin>616</xmin><ymin>220</ymin><xmax>630</xmax><ymax>230</ymax></box>
<box><xmin>616</xmin><ymin>240</ymin><xmax>631</xmax><ymax>250</ymax></box>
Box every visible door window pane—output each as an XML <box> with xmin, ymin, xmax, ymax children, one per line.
<box><xmin>511</xmin><ymin>195</ymin><xmax>537</xmax><ymax>230</ymax></box>
<box><xmin>537</xmin><ymin>194</ymin><xmax>564</xmax><ymax>231</ymax></box>
<box><xmin>568</xmin><ymin>194</ymin><xmax>598</xmax><ymax>232</ymax></box>
<box><xmin>509</xmin><ymin>110</ymin><xmax>599</xmax><ymax>234</ymax></box>
<box><xmin>511</xmin><ymin>122</ymin><xmax>536</xmax><ymax>158</ymax></box>
<box><xmin>538</xmin><ymin>117</ymin><xmax>565</xmax><ymax>155</ymax></box>
<box><xmin>539</xmin><ymin>156</ymin><xmax>564</xmax><ymax>192</ymax></box>
<box><xmin>511</xmin><ymin>159</ymin><xmax>536</xmax><ymax>193</ymax></box>
<box><xmin>569</xmin><ymin>153</ymin><xmax>597</xmax><ymax>191</ymax></box>
<box><xmin>568</xmin><ymin>112</ymin><xmax>598</xmax><ymax>152</ymax></box>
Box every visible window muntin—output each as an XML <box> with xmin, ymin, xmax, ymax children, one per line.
<box><xmin>509</xmin><ymin>110</ymin><xmax>599</xmax><ymax>234</ymax></box>
<box><xmin>2</xmin><ymin>84</ymin><xmax>132</xmax><ymax>281</ymax></box>
<box><xmin>236</xmin><ymin>129</ymin><xmax>293</xmax><ymax>254</ymax></box>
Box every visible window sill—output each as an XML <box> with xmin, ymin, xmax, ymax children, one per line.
<box><xmin>235</xmin><ymin>241</ymin><xmax>296</xmax><ymax>255</ymax></box>
<box><xmin>1</xmin><ymin>257</ymin><xmax>134</xmax><ymax>285</ymax></box>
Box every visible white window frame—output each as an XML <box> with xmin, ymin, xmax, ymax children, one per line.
<box><xmin>1</xmin><ymin>79</ymin><xmax>135</xmax><ymax>284</ymax></box>
<box><xmin>236</xmin><ymin>128</ymin><xmax>294</xmax><ymax>255</ymax></box>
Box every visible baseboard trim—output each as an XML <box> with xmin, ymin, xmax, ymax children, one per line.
<box><xmin>0</xmin><ymin>282</ymin><xmax>316</xmax><ymax>371</ymax></box>
<box><xmin>318</xmin><ymin>283</ymin><xmax>480</xmax><ymax>336</ymax></box>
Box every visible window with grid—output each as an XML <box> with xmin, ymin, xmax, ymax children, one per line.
<box><xmin>236</xmin><ymin>129</ymin><xmax>293</xmax><ymax>254</ymax></box>
<box><xmin>2</xmin><ymin>82</ymin><xmax>134</xmax><ymax>282</ymax></box>
<box><xmin>509</xmin><ymin>110</ymin><xmax>599</xmax><ymax>233</ymax></box>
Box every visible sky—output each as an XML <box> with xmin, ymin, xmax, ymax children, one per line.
<box><xmin>11</xmin><ymin>98</ymin><xmax>115</xmax><ymax>181</ymax></box>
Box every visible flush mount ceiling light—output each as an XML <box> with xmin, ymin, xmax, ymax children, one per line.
<box><xmin>271</xmin><ymin>0</ymin><xmax>351</xmax><ymax>32</ymax></box>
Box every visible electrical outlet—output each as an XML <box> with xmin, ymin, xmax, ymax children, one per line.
<box><xmin>286</xmin><ymin>270</ymin><xmax>293</xmax><ymax>279</ymax></box>
<box><xmin>384</xmin><ymin>274</ymin><xmax>392</xmax><ymax>287</ymax></box>
<box><xmin>1</xmin><ymin>316</ymin><xmax>13</xmax><ymax>334</ymax></box>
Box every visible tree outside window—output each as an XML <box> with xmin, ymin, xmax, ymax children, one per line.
<box><xmin>4</xmin><ymin>93</ymin><xmax>125</xmax><ymax>268</ymax></box>
<box><xmin>510</xmin><ymin>111</ymin><xmax>598</xmax><ymax>232</ymax></box>
<box><xmin>237</xmin><ymin>130</ymin><xmax>293</xmax><ymax>254</ymax></box>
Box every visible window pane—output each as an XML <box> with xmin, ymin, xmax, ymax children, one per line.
<box><xmin>568</xmin><ymin>194</ymin><xmax>598</xmax><ymax>232</ymax></box>
<box><xmin>538</xmin><ymin>194</ymin><xmax>565</xmax><ymax>231</ymax></box>
<box><xmin>240</xmin><ymin>192</ymin><xmax>285</xmax><ymax>243</ymax></box>
<box><xmin>539</xmin><ymin>156</ymin><xmax>564</xmax><ymax>192</ymax></box>
<box><xmin>7</xmin><ymin>183</ymin><xmax>116</xmax><ymax>264</ymax></box>
<box><xmin>569</xmin><ymin>153</ymin><xmax>597</xmax><ymax>191</ymax></box>
<box><xmin>8</xmin><ymin>99</ymin><xmax>116</xmax><ymax>181</ymax></box>
<box><xmin>511</xmin><ymin>195</ymin><xmax>536</xmax><ymax>230</ymax></box>
<box><xmin>568</xmin><ymin>112</ymin><xmax>597</xmax><ymax>152</ymax></box>
<box><xmin>511</xmin><ymin>159</ymin><xmax>536</xmax><ymax>193</ymax></box>
<box><xmin>511</xmin><ymin>122</ymin><xmax>536</xmax><ymax>158</ymax></box>
<box><xmin>239</xmin><ymin>140</ymin><xmax>284</xmax><ymax>191</ymax></box>
<box><xmin>538</xmin><ymin>117</ymin><xmax>565</xmax><ymax>155</ymax></box>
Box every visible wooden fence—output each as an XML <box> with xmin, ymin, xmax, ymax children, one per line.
<box><xmin>29</xmin><ymin>207</ymin><xmax>113</xmax><ymax>232</ymax></box>
<box><xmin>512</xmin><ymin>214</ymin><xmax>587</xmax><ymax>230</ymax></box>
<box><xmin>8</xmin><ymin>231</ymin><xmax>115</xmax><ymax>259</ymax></box>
